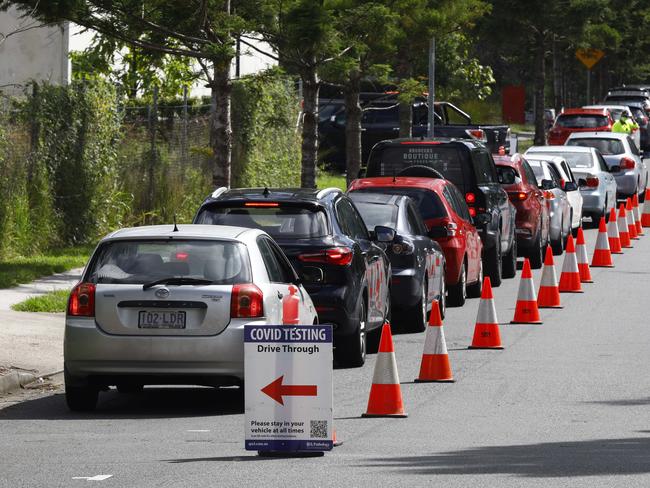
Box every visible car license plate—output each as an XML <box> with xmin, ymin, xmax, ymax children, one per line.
<box><xmin>138</xmin><ymin>311</ymin><xmax>186</xmax><ymax>329</ymax></box>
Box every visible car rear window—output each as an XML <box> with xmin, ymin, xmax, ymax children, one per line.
<box><xmin>526</xmin><ymin>160</ymin><xmax>547</xmax><ymax>185</ymax></box>
<box><xmin>195</xmin><ymin>205</ymin><xmax>329</xmax><ymax>239</ymax></box>
<box><xmin>86</xmin><ymin>240</ymin><xmax>251</xmax><ymax>285</ymax></box>
<box><xmin>369</xmin><ymin>145</ymin><xmax>467</xmax><ymax>189</ymax></box>
<box><xmin>566</xmin><ymin>138</ymin><xmax>625</xmax><ymax>155</ymax></box>
<box><xmin>496</xmin><ymin>166</ymin><xmax>518</xmax><ymax>185</ymax></box>
<box><xmin>352</xmin><ymin>202</ymin><xmax>398</xmax><ymax>230</ymax></box>
<box><xmin>555</xmin><ymin>114</ymin><xmax>608</xmax><ymax>128</ymax></box>
<box><xmin>562</xmin><ymin>153</ymin><xmax>595</xmax><ymax>169</ymax></box>
<box><xmin>351</xmin><ymin>187</ymin><xmax>447</xmax><ymax>221</ymax></box>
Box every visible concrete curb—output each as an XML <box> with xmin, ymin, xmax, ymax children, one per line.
<box><xmin>0</xmin><ymin>370</ymin><xmax>37</xmax><ymax>396</ymax></box>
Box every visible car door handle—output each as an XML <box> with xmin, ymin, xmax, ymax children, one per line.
<box><xmin>277</xmin><ymin>291</ymin><xmax>283</xmax><ymax>300</ymax></box>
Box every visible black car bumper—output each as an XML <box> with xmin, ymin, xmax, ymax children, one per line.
<box><xmin>390</xmin><ymin>268</ymin><xmax>423</xmax><ymax>310</ymax></box>
<box><xmin>306</xmin><ymin>284</ymin><xmax>358</xmax><ymax>338</ymax></box>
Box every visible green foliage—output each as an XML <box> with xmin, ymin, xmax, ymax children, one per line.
<box><xmin>316</xmin><ymin>171</ymin><xmax>347</xmax><ymax>192</ymax></box>
<box><xmin>11</xmin><ymin>289</ymin><xmax>71</xmax><ymax>313</ymax></box>
<box><xmin>231</xmin><ymin>71</ymin><xmax>301</xmax><ymax>188</ymax></box>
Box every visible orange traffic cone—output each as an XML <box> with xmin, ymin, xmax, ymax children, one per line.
<box><xmin>469</xmin><ymin>277</ymin><xmax>503</xmax><ymax>349</ymax></box>
<box><xmin>332</xmin><ymin>429</ymin><xmax>342</xmax><ymax>447</ymax></box>
<box><xmin>415</xmin><ymin>300</ymin><xmax>454</xmax><ymax>382</ymax></box>
<box><xmin>633</xmin><ymin>193</ymin><xmax>644</xmax><ymax>236</ymax></box>
<box><xmin>575</xmin><ymin>227</ymin><xmax>593</xmax><ymax>282</ymax></box>
<box><xmin>607</xmin><ymin>208</ymin><xmax>623</xmax><ymax>254</ymax></box>
<box><xmin>592</xmin><ymin>216</ymin><xmax>614</xmax><ymax>267</ymax></box>
<box><xmin>618</xmin><ymin>204</ymin><xmax>632</xmax><ymax>248</ymax></box>
<box><xmin>559</xmin><ymin>235</ymin><xmax>583</xmax><ymax>293</ymax></box>
<box><xmin>538</xmin><ymin>246</ymin><xmax>562</xmax><ymax>309</ymax></box>
<box><xmin>511</xmin><ymin>258</ymin><xmax>542</xmax><ymax>324</ymax></box>
<box><xmin>362</xmin><ymin>323</ymin><xmax>407</xmax><ymax>418</ymax></box>
<box><xmin>626</xmin><ymin>198</ymin><xmax>639</xmax><ymax>239</ymax></box>
<box><xmin>642</xmin><ymin>189</ymin><xmax>650</xmax><ymax>227</ymax></box>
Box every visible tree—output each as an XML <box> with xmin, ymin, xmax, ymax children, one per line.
<box><xmin>1</xmin><ymin>0</ymin><xmax>257</xmax><ymax>188</ymax></box>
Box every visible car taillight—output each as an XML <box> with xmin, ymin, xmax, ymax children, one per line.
<box><xmin>508</xmin><ymin>191</ymin><xmax>529</xmax><ymax>201</ymax></box>
<box><xmin>244</xmin><ymin>202</ymin><xmax>279</xmax><ymax>207</ymax></box>
<box><xmin>175</xmin><ymin>252</ymin><xmax>189</xmax><ymax>261</ymax></box>
<box><xmin>466</xmin><ymin>129</ymin><xmax>486</xmax><ymax>141</ymax></box>
<box><xmin>68</xmin><ymin>282</ymin><xmax>96</xmax><ymax>317</ymax></box>
<box><xmin>298</xmin><ymin>247</ymin><xmax>353</xmax><ymax>266</ymax></box>
<box><xmin>468</xmin><ymin>207</ymin><xmax>477</xmax><ymax>217</ymax></box>
<box><xmin>543</xmin><ymin>191</ymin><xmax>555</xmax><ymax>200</ymax></box>
<box><xmin>465</xmin><ymin>192</ymin><xmax>476</xmax><ymax>204</ymax></box>
<box><xmin>231</xmin><ymin>283</ymin><xmax>264</xmax><ymax>318</ymax></box>
<box><xmin>586</xmin><ymin>177</ymin><xmax>599</xmax><ymax>188</ymax></box>
<box><xmin>620</xmin><ymin>157</ymin><xmax>635</xmax><ymax>170</ymax></box>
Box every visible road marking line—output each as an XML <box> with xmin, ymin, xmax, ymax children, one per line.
<box><xmin>187</xmin><ymin>429</ymin><xmax>211</xmax><ymax>432</ymax></box>
<box><xmin>72</xmin><ymin>475</ymin><xmax>113</xmax><ymax>481</ymax></box>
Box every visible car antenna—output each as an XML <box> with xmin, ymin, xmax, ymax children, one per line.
<box><xmin>173</xmin><ymin>214</ymin><xmax>179</xmax><ymax>232</ymax></box>
<box><xmin>263</xmin><ymin>187</ymin><xmax>270</xmax><ymax>198</ymax></box>
<box><xmin>392</xmin><ymin>169</ymin><xmax>396</xmax><ymax>183</ymax></box>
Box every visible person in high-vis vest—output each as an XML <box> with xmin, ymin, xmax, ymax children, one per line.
<box><xmin>612</xmin><ymin>112</ymin><xmax>638</xmax><ymax>134</ymax></box>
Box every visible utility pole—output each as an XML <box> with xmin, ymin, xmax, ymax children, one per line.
<box><xmin>427</xmin><ymin>38</ymin><xmax>435</xmax><ymax>138</ymax></box>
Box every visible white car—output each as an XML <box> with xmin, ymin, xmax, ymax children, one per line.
<box><xmin>583</xmin><ymin>105</ymin><xmax>641</xmax><ymax>148</ymax></box>
<box><xmin>64</xmin><ymin>224</ymin><xmax>317</xmax><ymax>411</ymax></box>
<box><xmin>525</xmin><ymin>154</ymin><xmax>584</xmax><ymax>231</ymax></box>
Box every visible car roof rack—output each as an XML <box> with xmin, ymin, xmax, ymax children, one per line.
<box><xmin>210</xmin><ymin>187</ymin><xmax>228</xmax><ymax>199</ymax></box>
<box><xmin>316</xmin><ymin>187</ymin><xmax>342</xmax><ymax>199</ymax></box>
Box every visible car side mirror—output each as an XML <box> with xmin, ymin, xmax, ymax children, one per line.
<box><xmin>563</xmin><ymin>181</ymin><xmax>578</xmax><ymax>192</ymax></box>
<box><xmin>540</xmin><ymin>179</ymin><xmax>555</xmax><ymax>190</ymax></box>
<box><xmin>578</xmin><ymin>178</ymin><xmax>587</xmax><ymax>188</ymax></box>
<box><xmin>609</xmin><ymin>165</ymin><xmax>621</xmax><ymax>173</ymax></box>
<box><xmin>427</xmin><ymin>227</ymin><xmax>448</xmax><ymax>238</ymax></box>
<box><xmin>474</xmin><ymin>213</ymin><xmax>492</xmax><ymax>226</ymax></box>
<box><xmin>374</xmin><ymin>225</ymin><xmax>396</xmax><ymax>243</ymax></box>
<box><xmin>300</xmin><ymin>266</ymin><xmax>324</xmax><ymax>284</ymax></box>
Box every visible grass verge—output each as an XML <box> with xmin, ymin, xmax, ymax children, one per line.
<box><xmin>0</xmin><ymin>245</ymin><xmax>92</xmax><ymax>289</ymax></box>
<box><xmin>317</xmin><ymin>170</ymin><xmax>347</xmax><ymax>191</ymax></box>
<box><xmin>11</xmin><ymin>289</ymin><xmax>71</xmax><ymax>313</ymax></box>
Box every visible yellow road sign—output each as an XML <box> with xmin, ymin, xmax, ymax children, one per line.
<box><xmin>576</xmin><ymin>49</ymin><xmax>604</xmax><ymax>70</ymax></box>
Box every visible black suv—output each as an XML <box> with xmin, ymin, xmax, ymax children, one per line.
<box><xmin>364</xmin><ymin>138</ymin><xmax>517</xmax><ymax>286</ymax></box>
<box><xmin>193</xmin><ymin>187</ymin><xmax>392</xmax><ymax>367</ymax></box>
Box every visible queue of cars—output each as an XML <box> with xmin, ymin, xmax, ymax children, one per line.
<box><xmin>63</xmin><ymin>86</ymin><xmax>650</xmax><ymax>411</ymax></box>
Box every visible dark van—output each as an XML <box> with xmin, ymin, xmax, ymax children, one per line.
<box><xmin>364</xmin><ymin>138</ymin><xmax>517</xmax><ymax>285</ymax></box>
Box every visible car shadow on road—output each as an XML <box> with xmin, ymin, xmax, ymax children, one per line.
<box><xmin>0</xmin><ymin>387</ymin><xmax>244</xmax><ymax>420</ymax></box>
<box><xmin>586</xmin><ymin>397</ymin><xmax>650</xmax><ymax>407</ymax></box>
<box><xmin>165</xmin><ymin>455</ymin><xmax>275</xmax><ymax>463</ymax></box>
<box><xmin>355</xmin><ymin>436</ymin><xmax>650</xmax><ymax>477</ymax></box>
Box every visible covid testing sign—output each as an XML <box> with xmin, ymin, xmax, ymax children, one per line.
<box><xmin>244</xmin><ymin>325</ymin><xmax>333</xmax><ymax>453</ymax></box>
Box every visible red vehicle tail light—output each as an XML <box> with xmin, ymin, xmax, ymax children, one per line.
<box><xmin>508</xmin><ymin>192</ymin><xmax>529</xmax><ymax>201</ymax></box>
<box><xmin>298</xmin><ymin>247</ymin><xmax>353</xmax><ymax>266</ymax></box>
<box><xmin>543</xmin><ymin>191</ymin><xmax>555</xmax><ymax>200</ymax></box>
<box><xmin>465</xmin><ymin>192</ymin><xmax>476</xmax><ymax>204</ymax></box>
<box><xmin>68</xmin><ymin>282</ymin><xmax>96</xmax><ymax>317</ymax></box>
<box><xmin>231</xmin><ymin>283</ymin><xmax>264</xmax><ymax>318</ymax></box>
<box><xmin>586</xmin><ymin>177</ymin><xmax>599</xmax><ymax>188</ymax></box>
<box><xmin>466</xmin><ymin>129</ymin><xmax>486</xmax><ymax>141</ymax></box>
<box><xmin>244</xmin><ymin>202</ymin><xmax>279</xmax><ymax>207</ymax></box>
<box><xmin>620</xmin><ymin>157</ymin><xmax>635</xmax><ymax>170</ymax></box>
<box><xmin>175</xmin><ymin>252</ymin><xmax>189</xmax><ymax>261</ymax></box>
<box><xmin>468</xmin><ymin>207</ymin><xmax>477</xmax><ymax>217</ymax></box>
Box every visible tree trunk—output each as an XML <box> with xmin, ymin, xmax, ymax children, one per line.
<box><xmin>300</xmin><ymin>67</ymin><xmax>319</xmax><ymax>188</ymax></box>
<box><xmin>533</xmin><ymin>33</ymin><xmax>547</xmax><ymax>146</ymax></box>
<box><xmin>552</xmin><ymin>36</ymin><xmax>562</xmax><ymax>113</ymax></box>
<box><xmin>344</xmin><ymin>73</ymin><xmax>362</xmax><ymax>188</ymax></box>
<box><xmin>210</xmin><ymin>61</ymin><xmax>232</xmax><ymax>188</ymax></box>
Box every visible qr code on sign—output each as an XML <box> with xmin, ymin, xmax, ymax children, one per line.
<box><xmin>310</xmin><ymin>420</ymin><xmax>328</xmax><ymax>439</ymax></box>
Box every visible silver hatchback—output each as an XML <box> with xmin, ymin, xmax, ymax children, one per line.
<box><xmin>64</xmin><ymin>225</ymin><xmax>317</xmax><ymax>411</ymax></box>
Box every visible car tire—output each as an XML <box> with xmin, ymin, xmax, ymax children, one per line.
<box><xmin>65</xmin><ymin>386</ymin><xmax>98</xmax><ymax>412</ymax></box>
<box><xmin>404</xmin><ymin>279</ymin><xmax>428</xmax><ymax>333</ymax></box>
<box><xmin>335</xmin><ymin>298</ymin><xmax>366</xmax><ymax>368</ymax></box>
<box><xmin>438</xmin><ymin>275</ymin><xmax>447</xmax><ymax>320</ymax></box>
<box><xmin>466</xmin><ymin>259</ymin><xmax>483</xmax><ymax>298</ymax></box>
<box><xmin>529</xmin><ymin>230</ymin><xmax>544</xmax><ymax>269</ymax></box>
<box><xmin>485</xmin><ymin>231</ymin><xmax>503</xmax><ymax>287</ymax></box>
<box><xmin>448</xmin><ymin>260</ymin><xmax>467</xmax><ymax>306</ymax></box>
<box><xmin>502</xmin><ymin>239</ymin><xmax>517</xmax><ymax>279</ymax></box>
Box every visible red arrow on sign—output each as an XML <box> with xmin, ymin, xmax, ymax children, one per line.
<box><xmin>261</xmin><ymin>375</ymin><xmax>317</xmax><ymax>405</ymax></box>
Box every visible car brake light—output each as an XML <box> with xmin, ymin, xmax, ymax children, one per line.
<box><xmin>465</xmin><ymin>192</ymin><xmax>476</xmax><ymax>204</ymax></box>
<box><xmin>468</xmin><ymin>207</ymin><xmax>477</xmax><ymax>217</ymax></box>
<box><xmin>244</xmin><ymin>202</ymin><xmax>279</xmax><ymax>207</ymax></box>
<box><xmin>231</xmin><ymin>283</ymin><xmax>264</xmax><ymax>318</ymax></box>
<box><xmin>466</xmin><ymin>129</ymin><xmax>486</xmax><ymax>141</ymax></box>
<box><xmin>543</xmin><ymin>191</ymin><xmax>555</xmax><ymax>200</ymax></box>
<box><xmin>400</xmin><ymin>141</ymin><xmax>442</xmax><ymax>145</ymax></box>
<box><xmin>298</xmin><ymin>247</ymin><xmax>353</xmax><ymax>266</ymax></box>
<box><xmin>509</xmin><ymin>192</ymin><xmax>529</xmax><ymax>201</ymax></box>
<box><xmin>620</xmin><ymin>157</ymin><xmax>635</xmax><ymax>170</ymax></box>
<box><xmin>586</xmin><ymin>177</ymin><xmax>599</xmax><ymax>188</ymax></box>
<box><xmin>68</xmin><ymin>282</ymin><xmax>96</xmax><ymax>317</ymax></box>
<box><xmin>175</xmin><ymin>252</ymin><xmax>189</xmax><ymax>261</ymax></box>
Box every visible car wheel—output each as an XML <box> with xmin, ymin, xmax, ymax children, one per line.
<box><xmin>65</xmin><ymin>386</ymin><xmax>98</xmax><ymax>412</ymax></box>
<box><xmin>502</xmin><ymin>239</ymin><xmax>517</xmax><ymax>279</ymax></box>
<box><xmin>485</xmin><ymin>231</ymin><xmax>503</xmax><ymax>287</ymax></box>
<box><xmin>529</xmin><ymin>229</ymin><xmax>544</xmax><ymax>269</ymax></box>
<box><xmin>404</xmin><ymin>279</ymin><xmax>428</xmax><ymax>333</ymax></box>
<box><xmin>466</xmin><ymin>259</ymin><xmax>483</xmax><ymax>298</ymax></box>
<box><xmin>448</xmin><ymin>260</ymin><xmax>467</xmax><ymax>306</ymax></box>
<box><xmin>335</xmin><ymin>298</ymin><xmax>366</xmax><ymax>368</ymax></box>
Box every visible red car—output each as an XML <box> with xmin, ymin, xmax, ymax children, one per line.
<box><xmin>548</xmin><ymin>108</ymin><xmax>613</xmax><ymax>145</ymax></box>
<box><xmin>348</xmin><ymin>177</ymin><xmax>483</xmax><ymax>307</ymax></box>
<box><xmin>494</xmin><ymin>154</ymin><xmax>551</xmax><ymax>269</ymax></box>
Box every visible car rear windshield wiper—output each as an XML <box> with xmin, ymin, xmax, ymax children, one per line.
<box><xmin>142</xmin><ymin>277</ymin><xmax>214</xmax><ymax>290</ymax></box>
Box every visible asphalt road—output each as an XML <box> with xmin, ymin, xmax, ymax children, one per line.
<box><xmin>2</xmin><ymin>224</ymin><xmax>650</xmax><ymax>487</ymax></box>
